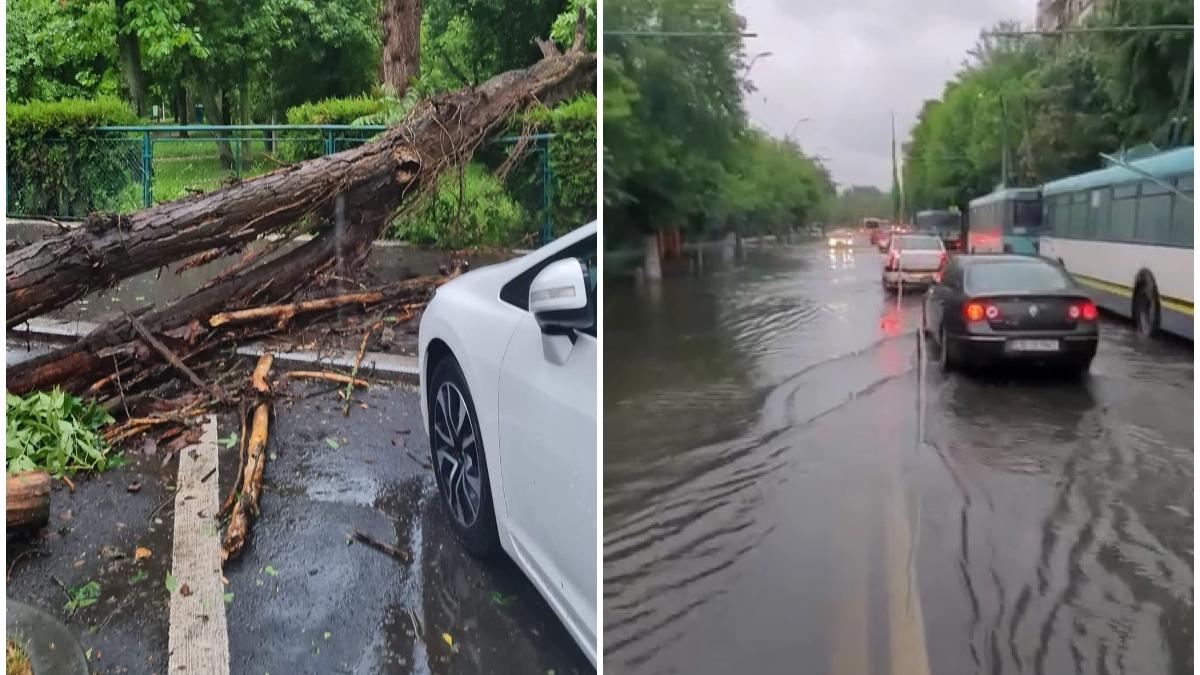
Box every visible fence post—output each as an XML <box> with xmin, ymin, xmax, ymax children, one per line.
<box><xmin>142</xmin><ymin>130</ymin><xmax>153</xmax><ymax>208</ymax></box>
<box><xmin>541</xmin><ymin>137</ymin><xmax>554</xmax><ymax>245</ymax></box>
<box><xmin>324</xmin><ymin>128</ymin><xmax>335</xmax><ymax>156</ymax></box>
<box><xmin>234</xmin><ymin>135</ymin><xmax>242</xmax><ymax>179</ymax></box>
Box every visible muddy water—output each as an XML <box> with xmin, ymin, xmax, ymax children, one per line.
<box><xmin>603</xmin><ymin>239</ymin><xmax>1193</xmax><ymax>674</ymax></box>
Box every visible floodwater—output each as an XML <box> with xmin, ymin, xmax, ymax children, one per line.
<box><xmin>603</xmin><ymin>237</ymin><xmax>1193</xmax><ymax>675</ymax></box>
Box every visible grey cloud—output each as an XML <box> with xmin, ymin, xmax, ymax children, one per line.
<box><xmin>738</xmin><ymin>0</ymin><xmax>1039</xmax><ymax>189</ymax></box>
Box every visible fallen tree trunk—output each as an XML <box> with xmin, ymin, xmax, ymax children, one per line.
<box><xmin>6</xmin><ymin>16</ymin><xmax>593</xmax><ymax>328</ymax></box>
<box><xmin>7</xmin><ymin>19</ymin><xmax>593</xmax><ymax>396</ymax></box>
<box><xmin>7</xmin><ymin>471</ymin><xmax>51</xmax><ymax>530</ymax></box>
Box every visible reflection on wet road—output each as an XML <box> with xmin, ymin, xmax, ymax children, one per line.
<box><xmin>603</xmin><ymin>240</ymin><xmax>1192</xmax><ymax>674</ymax></box>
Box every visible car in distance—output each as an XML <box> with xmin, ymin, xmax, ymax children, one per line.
<box><xmin>418</xmin><ymin>222</ymin><xmax>597</xmax><ymax>664</ymax></box>
<box><xmin>828</xmin><ymin>229</ymin><xmax>855</xmax><ymax>247</ymax></box>
<box><xmin>882</xmin><ymin>234</ymin><xmax>947</xmax><ymax>291</ymax></box>
<box><xmin>922</xmin><ymin>255</ymin><xmax>1099</xmax><ymax>374</ymax></box>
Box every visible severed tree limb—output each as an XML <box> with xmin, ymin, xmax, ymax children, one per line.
<box><xmin>8</xmin><ymin>471</ymin><xmax>51</xmax><ymax>530</ymax></box>
<box><xmin>344</xmin><ymin>321</ymin><xmax>381</xmax><ymax>415</ymax></box>
<box><xmin>221</xmin><ymin>354</ymin><xmax>274</xmax><ymax>562</ymax></box>
<box><xmin>209</xmin><ymin>292</ymin><xmax>385</xmax><ymax>327</ymax></box>
<box><xmin>286</xmin><ymin>371</ymin><xmax>370</xmax><ymax>388</ymax></box>
<box><xmin>352</xmin><ymin>527</ymin><xmax>410</xmax><ymax>562</ymax></box>
<box><xmin>126</xmin><ymin>313</ymin><xmax>230</xmax><ymax>404</ymax></box>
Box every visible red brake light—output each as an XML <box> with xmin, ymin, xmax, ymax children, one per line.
<box><xmin>963</xmin><ymin>301</ymin><xmax>986</xmax><ymax>322</ymax></box>
<box><xmin>1070</xmin><ymin>300</ymin><xmax>1098</xmax><ymax>321</ymax></box>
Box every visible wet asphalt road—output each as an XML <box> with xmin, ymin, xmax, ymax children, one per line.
<box><xmin>603</xmin><ymin>238</ymin><xmax>1193</xmax><ymax>675</ymax></box>
<box><xmin>6</xmin><ymin>370</ymin><xmax>590</xmax><ymax>674</ymax></box>
<box><xmin>223</xmin><ymin>380</ymin><xmax>591</xmax><ymax>675</ymax></box>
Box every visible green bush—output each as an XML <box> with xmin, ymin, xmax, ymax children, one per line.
<box><xmin>389</xmin><ymin>163</ymin><xmax>530</xmax><ymax>248</ymax></box>
<box><xmin>281</xmin><ymin>96</ymin><xmax>386</xmax><ymax>163</ymax></box>
<box><xmin>6</xmin><ymin>97</ymin><xmax>138</xmax><ymax>217</ymax></box>
<box><xmin>7</xmin><ymin>388</ymin><xmax>117</xmax><ymax>477</ymax></box>
<box><xmin>517</xmin><ymin>93</ymin><xmax>597</xmax><ymax>234</ymax></box>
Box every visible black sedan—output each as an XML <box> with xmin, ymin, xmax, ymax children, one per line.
<box><xmin>922</xmin><ymin>255</ymin><xmax>1099</xmax><ymax>374</ymax></box>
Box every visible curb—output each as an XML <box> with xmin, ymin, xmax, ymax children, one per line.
<box><xmin>9</xmin><ymin>318</ymin><xmax>420</xmax><ymax>384</ymax></box>
<box><xmin>6</xmin><ymin>600</ymin><xmax>90</xmax><ymax>675</ymax></box>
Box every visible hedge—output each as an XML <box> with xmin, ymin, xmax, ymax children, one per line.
<box><xmin>280</xmin><ymin>96</ymin><xmax>386</xmax><ymax>163</ymax></box>
<box><xmin>7</xmin><ymin>97</ymin><xmax>138</xmax><ymax>217</ymax></box>
<box><xmin>518</xmin><ymin>93</ymin><xmax>597</xmax><ymax>234</ymax></box>
<box><xmin>389</xmin><ymin>163</ymin><xmax>529</xmax><ymax>248</ymax></box>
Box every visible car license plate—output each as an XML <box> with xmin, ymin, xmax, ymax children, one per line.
<box><xmin>1007</xmin><ymin>339</ymin><xmax>1059</xmax><ymax>352</ymax></box>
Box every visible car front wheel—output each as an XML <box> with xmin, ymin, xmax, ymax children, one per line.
<box><xmin>429</xmin><ymin>356</ymin><xmax>502</xmax><ymax>557</ymax></box>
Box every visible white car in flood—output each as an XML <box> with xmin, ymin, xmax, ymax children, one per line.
<box><xmin>418</xmin><ymin>222</ymin><xmax>597</xmax><ymax>664</ymax></box>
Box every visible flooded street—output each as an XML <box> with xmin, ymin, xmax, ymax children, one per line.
<box><xmin>603</xmin><ymin>239</ymin><xmax>1193</xmax><ymax>675</ymax></box>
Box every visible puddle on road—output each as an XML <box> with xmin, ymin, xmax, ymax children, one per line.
<box><xmin>604</xmin><ymin>242</ymin><xmax>1193</xmax><ymax>674</ymax></box>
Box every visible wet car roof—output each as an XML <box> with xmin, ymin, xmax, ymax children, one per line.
<box><xmin>957</xmin><ymin>255</ymin><xmax>1053</xmax><ymax>266</ymax></box>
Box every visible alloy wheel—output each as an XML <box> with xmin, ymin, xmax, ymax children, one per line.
<box><xmin>433</xmin><ymin>382</ymin><xmax>483</xmax><ymax>528</ymax></box>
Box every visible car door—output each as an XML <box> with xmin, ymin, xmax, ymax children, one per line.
<box><xmin>495</xmin><ymin>237</ymin><xmax>597</xmax><ymax>651</ymax></box>
<box><xmin>928</xmin><ymin>260</ymin><xmax>959</xmax><ymax>334</ymax></box>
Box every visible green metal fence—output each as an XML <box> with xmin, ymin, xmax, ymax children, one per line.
<box><xmin>7</xmin><ymin>124</ymin><xmax>563</xmax><ymax>245</ymax></box>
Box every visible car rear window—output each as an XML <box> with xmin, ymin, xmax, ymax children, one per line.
<box><xmin>965</xmin><ymin>261</ymin><xmax>1073</xmax><ymax>293</ymax></box>
<box><xmin>896</xmin><ymin>235</ymin><xmax>942</xmax><ymax>250</ymax></box>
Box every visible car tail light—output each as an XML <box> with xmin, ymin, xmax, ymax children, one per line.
<box><xmin>963</xmin><ymin>301</ymin><xmax>999</xmax><ymax>322</ymax></box>
<box><xmin>1069</xmin><ymin>300</ymin><xmax>1098</xmax><ymax>321</ymax></box>
<box><xmin>939</xmin><ymin>251</ymin><xmax>948</xmax><ymax>269</ymax></box>
<box><xmin>886</xmin><ymin>251</ymin><xmax>899</xmax><ymax>270</ymax></box>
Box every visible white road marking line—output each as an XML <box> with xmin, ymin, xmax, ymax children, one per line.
<box><xmin>167</xmin><ymin>415</ymin><xmax>230</xmax><ymax>675</ymax></box>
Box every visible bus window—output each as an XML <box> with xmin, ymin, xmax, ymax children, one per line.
<box><xmin>1171</xmin><ymin>177</ymin><xmax>1194</xmax><ymax>247</ymax></box>
<box><xmin>1012</xmin><ymin>200</ymin><xmax>1042</xmax><ymax>233</ymax></box>
<box><xmin>1091</xmin><ymin>188</ymin><xmax>1110</xmax><ymax>240</ymax></box>
<box><xmin>1136</xmin><ymin>181</ymin><xmax>1172</xmax><ymax>244</ymax></box>
<box><xmin>1110</xmin><ymin>183</ymin><xmax>1138</xmax><ymax>241</ymax></box>
<box><xmin>1051</xmin><ymin>195</ymin><xmax>1070</xmax><ymax>236</ymax></box>
<box><xmin>1070</xmin><ymin>192</ymin><xmax>1089</xmax><ymax>238</ymax></box>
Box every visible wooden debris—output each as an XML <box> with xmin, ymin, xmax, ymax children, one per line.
<box><xmin>126</xmin><ymin>313</ymin><xmax>230</xmax><ymax>404</ymax></box>
<box><xmin>344</xmin><ymin>322</ymin><xmax>381</xmax><ymax>415</ymax></box>
<box><xmin>285</xmin><ymin>371</ymin><xmax>370</xmax><ymax>388</ymax></box>
<box><xmin>221</xmin><ymin>354</ymin><xmax>274</xmax><ymax>563</ymax></box>
<box><xmin>208</xmin><ymin>291</ymin><xmax>386</xmax><ymax>328</ymax></box>
<box><xmin>352</xmin><ymin>527</ymin><xmax>411</xmax><ymax>562</ymax></box>
<box><xmin>8</xmin><ymin>471</ymin><xmax>51</xmax><ymax>530</ymax></box>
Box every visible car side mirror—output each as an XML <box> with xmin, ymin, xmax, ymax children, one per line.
<box><xmin>528</xmin><ymin>258</ymin><xmax>592</xmax><ymax>336</ymax></box>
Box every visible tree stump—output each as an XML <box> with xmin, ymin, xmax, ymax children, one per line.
<box><xmin>7</xmin><ymin>471</ymin><xmax>51</xmax><ymax>530</ymax></box>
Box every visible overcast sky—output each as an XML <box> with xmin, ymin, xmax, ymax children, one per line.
<box><xmin>738</xmin><ymin>0</ymin><xmax>1040</xmax><ymax>191</ymax></box>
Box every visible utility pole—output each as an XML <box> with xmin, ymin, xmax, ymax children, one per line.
<box><xmin>891</xmin><ymin>112</ymin><xmax>905</xmax><ymax>224</ymax></box>
<box><xmin>999</xmin><ymin>92</ymin><xmax>1011</xmax><ymax>188</ymax></box>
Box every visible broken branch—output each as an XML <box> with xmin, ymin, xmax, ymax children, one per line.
<box><xmin>126</xmin><ymin>313</ymin><xmax>229</xmax><ymax>404</ymax></box>
<box><xmin>285</xmin><ymin>371</ymin><xmax>370</xmax><ymax>388</ymax></box>
<box><xmin>352</xmin><ymin>527</ymin><xmax>411</xmax><ymax>562</ymax></box>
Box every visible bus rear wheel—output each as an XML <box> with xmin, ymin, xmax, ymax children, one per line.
<box><xmin>1134</xmin><ymin>276</ymin><xmax>1161</xmax><ymax>338</ymax></box>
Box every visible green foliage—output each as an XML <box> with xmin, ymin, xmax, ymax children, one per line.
<box><xmin>6</xmin><ymin>0</ymin><xmax>121</xmax><ymax>101</ymax></box>
<box><xmin>422</xmin><ymin>0</ymin><xmax>565</xmax><ymax>88</ymax></box>
<box><xmin>603</xmin><ymin>0</ymin><xmax>832</xmax><ymax>245</ymax></box>
<box><xmin>834</xmin><ymin>185</ymin><xmax>893</xmax><ymax>224</ymax></box>
<box><xmin>280</xmin><ymin>96</ymin><xmax>387</xmax><ymax>162</ymax></box>
<box><xmin>551</xmin><ymin>0</ymin><xmax>596</xmax><ymax>52</ymax></box>
<box><xmin>64</xmin><ymin>581</ymin><xmax>102</xmax><ymax>615</ymax></box>
<box><xmin>904</xmin><ymin>1</ymin><xmax>1194</xmax><ymax>216</ymax></box>
<box><xmin>6</xmin><ymin>388</ymin><xmax>117</xmax><ymax>477</ymax></box>
<box><xmin>518</xmin><ymin>94</ymin><xmax>598</xmax><ymax>232</ymax></box>
<box><xmin>6</xmin><ymin>97</ymin><xmax>138</xmax><ymax>217</ymax></box>
<box><xmin>390</xmin><ymin>163</ymin><xmax>530</xmax><ymax>248</ymax></box>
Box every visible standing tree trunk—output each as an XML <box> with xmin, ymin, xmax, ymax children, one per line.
<box><xmin>115</xmin><ymin>0</ymin><xmax>146</xmax><ymax>116</ymax></box>
<box><xmin>379</xmin><ymin>0</ymin><xmax>422</xmax><ymax>96</ymax></box>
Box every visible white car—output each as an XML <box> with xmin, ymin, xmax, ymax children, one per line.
<box><xmin>418</xmin><ymin>222</ymin><xmax>597</xmax><ymax>664</ymax></box>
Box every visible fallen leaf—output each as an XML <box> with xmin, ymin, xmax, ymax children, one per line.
<box><xmin>126</xmin><ymin>481</ymin><xmax>142</xmax><ymax>493</ymax></box>
<box><xmin>129</xmin><ymin>570</ymin><xmax>148</xmax><ymax>584</ymax></box>
<box><xmin>324</xmin><ymin>437</ymin><xmax>340</xmax><ymax>450</ymax></box>
<box><xmin>442</xmin><ymin>633</ymin><xmax>454</xmax><ymax>647</ymax></box>
<box><xmin>223</xmin><ymin>592</ymin><xmax>234</xmax><ymax>604</ymax></box>
<box><xmin>165</xmin><ymin>571</ymin><xmax>177</xmax><ymax>594</ymax></box>
<box><xmin>180</xmin><ymin>584</ymin><xmax>192</xmax><ymax>597</ymax></box>
<box><xmin>135</xmin><ymin>547</ymin><xmax>152</xmax><ymax>561</ymax></box>
<box><xmin>323</xmin><ymin>631</ymin><xmax>331</xmax><ymax>640</ymax></box>
<box><xmin>263</xmin><ymin>565</ymin><xmax>279</xmax><ymax>577</ymax></box>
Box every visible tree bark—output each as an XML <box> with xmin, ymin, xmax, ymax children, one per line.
<box><xmin>379</xmin><ymin>0</ymin><xmax>422</xmax><ymax>96</ymax></box>
<box><xmin>115</xmin><ymin>0</ymin><xmax>146</xmax><ymax>116</ymax></box>
<box><xmin>7</xmin><ymin>471</ymin><xmax>51</xmax><ymax>530</ymax></box>
<box><xmin>7</xmin><ymin>26</ymin><xmax>594</xmax><ymax>395</ymax></box>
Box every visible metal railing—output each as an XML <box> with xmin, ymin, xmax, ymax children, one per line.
<box><xmin>9</xmin><ymin>124</ymin><xmax>564</xmax><ymax>245</ymax></box>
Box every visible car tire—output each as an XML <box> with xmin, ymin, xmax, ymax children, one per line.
<box><xmin>1134</xmin><ymin>276</ymin><xmax>1161</xmax><ymax>338</ymax></box>
<box><xmin>938</xmin><ymin>326</ymin><xmax>955</xmax><ymax>373</ymax></box>
<box><xmin>428</xmin><ymin>355</ymin><xmax>502</xmax><ymax>558</ymax></box>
